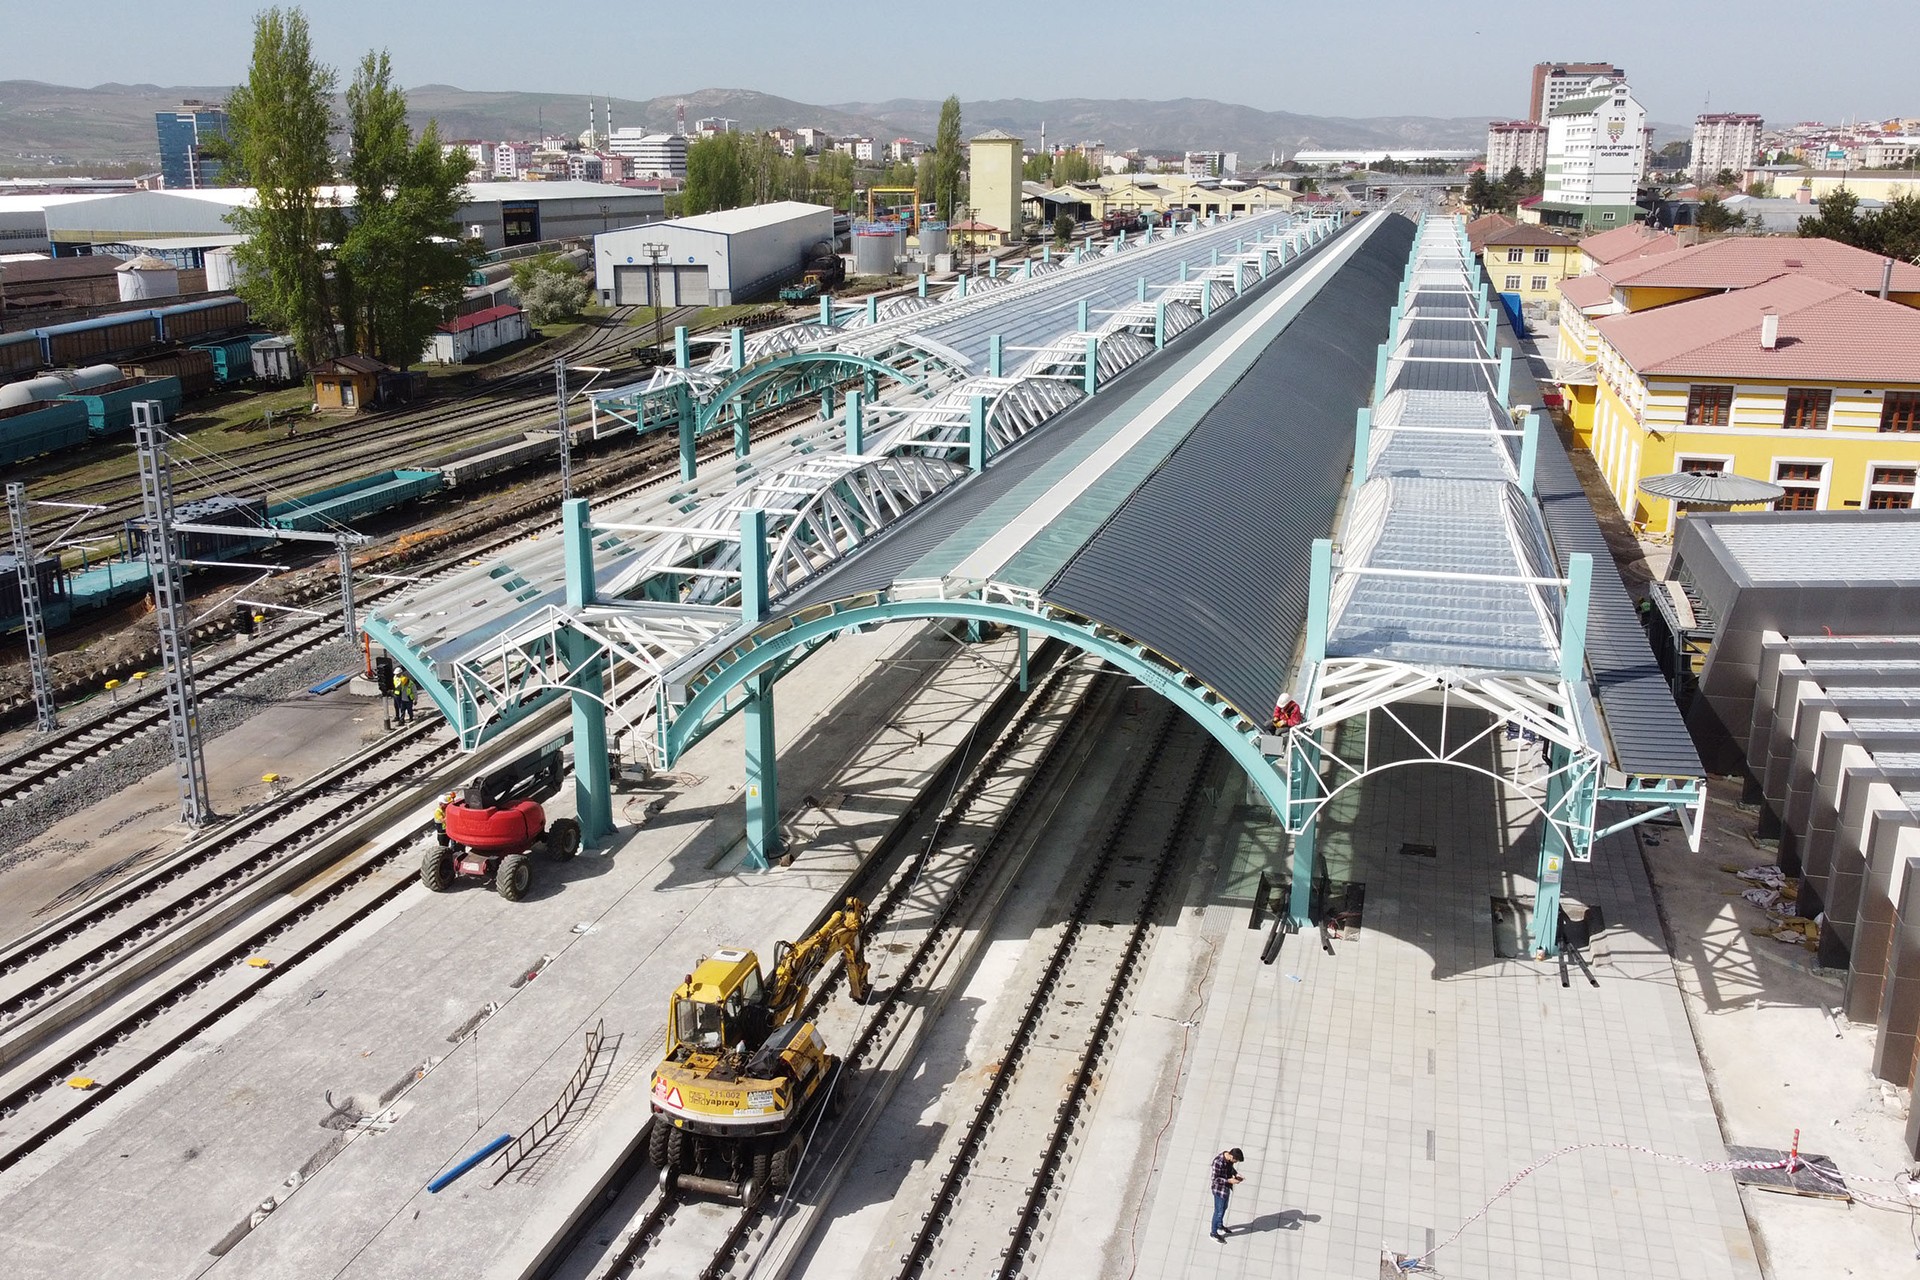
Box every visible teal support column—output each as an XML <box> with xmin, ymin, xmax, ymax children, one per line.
<box><xmin>1211</xmin><ymin>248</ymin><xmax>1219</xmax><ymax>266</ymax></box>
<box><xmin>1353</xmin><ymin>408</ymin><xmax>1373</xmax><ymax>483</ymax></box>
<box><xmin>1484</xmin><ymin>311</ymin><xmax>1497</xmax><ymax>349</ymax></box>
<box><xmin>1373</xmin><ymin>343</ymin><xmax>1389</xmax><ymax>400</ymax></box>
<box><xmin>866</xmin><ymin>295</ymin><xmax>879</xmax><ymax>325</ymax></box>
<box><xmin>561</xmin><ymin>498</ymin><xmax>613</xmax><ymax>844</ymax></box>
<box><xmin>820</xmin><ymin>384</ymin><xmax>835</xmax><ymax>421</ymax></box>
<box><xmin>1288</xmin><ymin>752</ymin><xmax>1320</xmax><ymax>928</ymax></box>
<box><xmin>957</xmin><ymin>274</ymin><xmax>968</xmax><ymax>299</ymax></box>
<box><xmin>740</xmin><ymin>507</ymin><xmax>777</xmax><ymax>872</ymax></box>
<box><xmin>1260</xmin><ymin>249</ymin><xmax>1270</xmax><ymax>279</ymax></box>
<box><xmin>1534</xmin><ymin>745</ymin><xmax>1571</xmax><ymax>955</ymax></box>
<box><xmin>1497</xmin><ymin>347</ymin><xmax>1512</xmax><ymax>404</ymax></box>
<box><xmin>677</xmin><ymin>386</ymin><xmax>697</xmax><ymax>482</ymax></box>
<box><xmin>1200</xmin><ymin>283</ymin><xmax>1212</xmax><ymax>320</ymax></box>
<box><xmin>1116</xmin><ymin>230</ymin><xmax>1126</xmax><ymax>248</ymax></box>
<box><xmin>1518</xmin><ymin>412</ymin><xmax>1540</xmax><ymax>496</ymax></box>
<box><xmin>733</xmin><ymin>401</ymin><xmax>749</xmax><ymax>457</ymax></box>
<box><xmin>674</xmin><ymin>325</ymin><xmax>690</xmax><ymax>369</ymax></box>
<box><xmin>968</xmin><ymin>394</ymin><xmax>987</xmax><ymax>473</ymax></box>
<box><xmin>1560</xmin><ymin>552</ymin><xmax>1592</xmax><ymax>685</ymax></box>
<box><xmin>819</xmin><ymin>295</ymin><xmax>833</xmax><ymax>325</ymax></box>
<box><xmin>990</xmin><ymin>256</ymin><xmax>999</xmax><ymax>278</ymax></box>
<box><xmin>989</xmin><ymin>333</ymin><xmax>1003</xmax><ymax>378</ymax></box>
<box><xmin>730</xmin><ymin>327</ymin><xmax>745</xmax><ymax>371</ymax></box>
<box><xmin>1153</xmin><ymin>299</ymin><xmax>1167</xmax><ymax>349</ymax></box>
<box><xmin>1137</xmin><ymin>276</ymin><xmax>1148</xmax><ymax>302</ymax></box>
<box><xmin>1043</xmin><ymin>245</ymin><xmax>1052</xmax><ymax>265</ymax></box>
<box><xmin>1179</xmin><ymin>260</ymin><xmax>1188</xmax><ymax>281</ymax></box>
<box><xmin>1083</xmin><ymin>336</ymin><xmax>1099</xmax><ymax>396</ymax></box>
<box><xmin>917</xmin><ymin>274</ymin><xmax>928</xmax><ymax>299</ymax></box>
<box><xmin>1304</xmin><ymin>539</ymin><xmax>1333</xmax><ymax>667</ymax></box>
<box><xmin>1388</xmin><ymin>302</ymin><xmax>1402</xmax><ymax>333</ymax></box>
<box><xmin>1017</xmin><ymin>627</ymin><xmax>1029</xmax><ymax>692</ymax></box>
<box><xmin>845</xmin><ymin>390</ymin><xmax>864</xmax><ymax>455</ymax></box>
<box><xmin>1077</xmin><ymin>299</ymin><xmax>1090</xmax><ymax>331</ymax></box>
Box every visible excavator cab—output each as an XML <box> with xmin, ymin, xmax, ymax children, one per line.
<box><xmin>666</xmin><ymin>949</ymin><xmax>770</xmax><ymax>1058</ymax></box>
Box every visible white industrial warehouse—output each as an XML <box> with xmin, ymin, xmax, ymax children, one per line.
<box><xmin>0</xmin><ymin>182</ymin><xmax>662</xmax><ymax>260</ymax></box>
<box><xmin>594</xmin><ymin>201</ymin><xmax>835</xmax><ymax>307</ymax></box>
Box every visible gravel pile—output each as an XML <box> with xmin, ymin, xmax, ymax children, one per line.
<box><xmin>0</xmin><ymin>638</ymin><xmax>368</xmax><ymax>865</ymax></box>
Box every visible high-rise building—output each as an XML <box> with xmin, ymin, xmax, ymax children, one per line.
<box><xmin>607</xmin><ymin>129</ymin><xmax>689</xmax><ymax>179</ymax></box>
<box><xmin>1538</xmin><ymin>77</ymin><xmax>1648</xmax><ymax>231</ymax></box>
<box><xmin>441</xmin><ymin>140</ymin><xmax>497</xmax><ymax>179</ymax></box>
<box><xmin>494</xmin><ymin>142</ymin><xmax>534</xmax><ymax>179</ymax></box>
<box><xmin>155</xmin><ymin>101</ymin><xmax>229</xmax><ymax>189</ymax></box>
<box><xmin>1692</xmin><ymin>114</ymin><xmax>1763</xmax><ymax>181</ymax></box>
<box><xmin>1486</xmin><ymin>121</ymin><xmax>1548</xmax><ymax>176</ymax></box>
<box><xmin>1529</xmin><ymin>62</ymin><xmax>1627</xmax><ymax>123</ymax></box>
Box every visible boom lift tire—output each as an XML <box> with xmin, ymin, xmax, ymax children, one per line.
<box><xmin>544</xmin><ymin>817</ymin><xmax>582</xmax><ymax>861</ymax></box>
<box><xmin>421</xmin><ymin>845</ymin><xmax>454</xmax><ymax>892</ymax></box>
<box><xmin>496</xmin><ymin>852</ymin><xmax>531</xmax><ymax>901</ymax></box>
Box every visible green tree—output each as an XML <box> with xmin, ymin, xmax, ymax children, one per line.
<box><xmin>932</xmin><ymin>95</ymin><xmax>964</xmax><ymax>223</ymax></box>
<box><xmin>1464</xmin><ymin>168</ymin><xmax>1494</xmax><ymax>214</ymax></box>
<box><xmin>1024</xmin><ymin>153</ymin><xmax>1051</xmax><ymax>183</ymax></box>
<box><xmin>1870</xmin><ymin>194</ymin><xmax>1920</xmax><ymax>265</ymax></box>
<box><xmin>1054</xmin><ymin>150</ymin><xmax>1094</xmax><ymax>184</ymax></box>
<box><xmin>1713</xmin><ymin>168</ymin><xmax>1738</xmax><ymax>189</ymax></box>
<box><xmin>336</xmin><ymin>50</ymin><xmax>476</xmax><ymax>365</ymax></box>
<box><xmin>1798</xmin><ymin>187</ymin><xmax>1866</xmax><ymax>247</ymax></box>
<box><xmin>684</xmin><ymin>133</ymin><xmax>747</xmax><ymax>214</ymax></box>
<box><xmin>1053</xmin><ymin>212</ymin><xmax>1075</xmax><ymax>244</ymax></box>
<box><xmin>223</xmin><ymin>7</ymin><xmax>339</xmax><ymax>364</ymax></box>
<box><xmin>1695</xmin><ymin>195</ymin><xmax>1748</xmax><ymax>234</ymax></box>
<box><xmin>512</xmin><ymin>253</ymin><xmax>591</xmax><ymax>324</ymax></box>
<box><xmin>1497</xmin><ymin>164</ymin><xmax>1527</xmax><ymax>209</ymax></box>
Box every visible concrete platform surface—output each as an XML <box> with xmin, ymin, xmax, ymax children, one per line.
<box><xmin>1048</xmin><ymin>708</ymin><xmax>1763</xmax><ymax>1280</ymax></box>
<box><xmin>0</xmin><ymin>621</ymin><xmax>1023</xmax><ymax>1280</ymax></box>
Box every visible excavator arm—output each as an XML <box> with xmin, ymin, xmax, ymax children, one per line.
<box><xmin>765</xmin><ymin>897</ymin><xmax>870</xmax><ymax>1027</ymax></box>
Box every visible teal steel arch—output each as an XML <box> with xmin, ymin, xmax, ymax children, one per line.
<box><xmin>692</xmin><ymin>353</ymin><xmax>933</xmax><ymax>435</ymax></box>
<box><xmin>660</xmin><ymin>595</ymin><xmax>1292</xmax><ymax>818</ymax></box>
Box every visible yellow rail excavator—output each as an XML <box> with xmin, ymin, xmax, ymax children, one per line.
<box><xmin>648</xmin><ymin>897</ymin><xmax>871</xmax><ymax>1203</ymax></box>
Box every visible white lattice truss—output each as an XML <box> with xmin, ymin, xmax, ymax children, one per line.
<box><xmin>1282</xmin><ymin>656</ymin><xmax>1606</xmax><ymax>860</ymax></box>
<box><xmin>448</xmin><ymin>601</ymin><xmax>738</xmax><ymax>752</ymax></box>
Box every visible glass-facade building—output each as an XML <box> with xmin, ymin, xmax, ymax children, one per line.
<box><xmin>156</xmin><ymin>105</ymin><xmax>228</xmax><ymax>189</ymax></box>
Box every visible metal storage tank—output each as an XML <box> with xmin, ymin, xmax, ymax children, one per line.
<box><xmin>116</xmin><ymin>254</ymin><xmax>181</xmax><ymax>301</ymax></box>
<box><xmin>918</xmin><ymin>220</ymin><xmax>949</xmax><ymax>258</ymax></box>
<box><xmin>67</xmin><ymin>364</ymin><xmax>125</xmax><ymax>392</ymax></box>
<box><xmin>853</xmin><ymin>222</ymin><xmax>900</xmax><ymax>276</ymax></box>
<box><xmin>1</xmin><ymin>375</ymin><xmax>74</xmax><ymax>408</ymax></box>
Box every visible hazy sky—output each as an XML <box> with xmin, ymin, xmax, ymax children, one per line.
<box><xmin>8</xmin><ymin>0</ymin><xmax>1914</xmax><ymax>125</ymax></box>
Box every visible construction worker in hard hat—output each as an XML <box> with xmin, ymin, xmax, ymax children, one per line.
<box><xmin>433</xmin><ymin>792</ymin><xmax>456</xmax><ymax>848</ymax></box>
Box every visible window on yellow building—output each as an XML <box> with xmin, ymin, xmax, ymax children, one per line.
<box><xmin>1533</xmin><ymin>248</ymin><xmax>1552</xmax><ymax>263</ymax></box>
<box><xmin>1531</xmin><ymin>276</ymin><xmax>1549</xmax><ymax>292</ymax></box>
<box><xmin>1504</xmin><ymin>275</ymin><xmax>1522</xmax><ymax>290</ymax></box>
<box><xmin>1506</xmin><ymin>248</ymin><xmax>1524</xmax><ymax>262</ymax></box>
<box><xmin>1685</xmin><ymin>385</ymin><xmax>1734</xmax><ymax>426</ymax></box>
<box><xmin>1774</xmin><ymin>461</ymin><xmax>1824</xmax><ymax>510</ymax></box>
<box><xmin>1882</xmin><ymin>391</ymin><xmax>1920</xmax><ymax>432</ymax></box>
<box><xmin>1867</xmin><ymin>466</ymin><xmax>1917</xmax><ymax>509</ymax></box>
<box><xmin>1783</xmin><ymin>388</ymin><xmax>1831</xmax><ymax>430</ymax></box>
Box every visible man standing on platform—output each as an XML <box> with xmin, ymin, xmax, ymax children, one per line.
<box><xmin>1209</xmin><ymin>1146</ymin><xmax>1245</xmax><ymax>1240</ymax></box>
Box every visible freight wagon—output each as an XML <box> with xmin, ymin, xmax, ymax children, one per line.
<box><xmin>124</xmin><ymin>349</ymin><xmax>216</xmax><ymax>400</ymax></box>
<box><xmin>155</xmin><ymin>297</ymin><xmax>250</xmax><ymax>345</ymax></box>
<box><xmin>35</xmin><ymin>311</ymin><xmax>162</xmax><ymax>367</ymax></box>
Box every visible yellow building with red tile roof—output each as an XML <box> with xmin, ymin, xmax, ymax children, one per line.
<box><xmin>1584</xmin><ymin>275</ymin><xmax>1920</xmax><ymax>533</ymax></box>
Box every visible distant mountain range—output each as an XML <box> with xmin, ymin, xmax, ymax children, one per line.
<box><xmin>0</xmin><ymin>80</ymin><xmax>1688</xmax><ymax>172</ymax></box>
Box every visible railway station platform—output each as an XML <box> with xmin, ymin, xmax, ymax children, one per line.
<box><xmin>0</xmin><ymin>620</ymin><xmax>1030</xmax><ymax>1279</ymax></box>
<box><xmin>1047</xmin><ymin>709</ymin><xmax>1759</xmax><ymax>1280</ymax></box>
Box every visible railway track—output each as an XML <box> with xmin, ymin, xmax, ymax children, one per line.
<box><xmin>24</xmin><ymin>304</ymin><xmax>689</xmax><ymax>538</ymax></box>
<box><xmin>0</xmin><ymin>358</ymin><xmax>828</xmax><ymax>770</ymax></box>
<box><xmin>578</xmin><ymin>658</ymin><xmax>1128</xmax><ymax>1279</ymax></box>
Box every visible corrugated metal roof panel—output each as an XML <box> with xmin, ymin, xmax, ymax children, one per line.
<box><xmin>1039</xmin><ymin>216</ymin><xmax>1414</xmax><ymax>722</ymax></box>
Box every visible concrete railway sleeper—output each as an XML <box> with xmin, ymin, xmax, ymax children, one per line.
<box><xmin>892</xmin><ymin>708</ymin><xmax>1217</xmax><ymax>1280</ymax></box>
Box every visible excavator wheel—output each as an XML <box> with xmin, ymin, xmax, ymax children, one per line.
<box><xmin>746</xmin><ymin>1148</ymin><xmax>772</xmax><ymax>1206</ymax></box>
<box><xmin>647</xmin><ymin>1121</ymin><xmax>670</xmax><ymax>1168</ymax></box>
<box><xmin>771</xmin><ymin>1134</ymin><xmax>806</xmax><ymax>1190</ymax></box>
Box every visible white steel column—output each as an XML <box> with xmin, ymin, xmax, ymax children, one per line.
<box><xmin>6</xmin><ymin>482</ymin><xmax>57</xmax><ymax>732</ymax></box>
<box><xmin>134</xmin><ymin>402</ymin><xmax>212</xmax><ymax>828</ymax></box>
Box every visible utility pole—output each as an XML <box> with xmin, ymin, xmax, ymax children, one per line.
<box><xmin>554</xmin><ymin>358</ymin><xmax>573</xmax><ymax>502</ymax></box>
<box><xmin>641</xmin><ymin>241</ymin><xmax>668</xmax><ymax>357</ymax></box>
<box><xmin>6</xmin><ymin>482</ymin><xmax>57</xmax><ymax>732</ymax></box>
<box><xmin>133</xmin><ymin>402</ymin><xmax>212</xmax><ymax>828</ymax></box>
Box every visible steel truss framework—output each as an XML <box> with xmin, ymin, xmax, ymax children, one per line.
<box><xmin>1277</xmin><ymin>214</ymin><xmax>1704</xmax><ymax>954</ymax></box>
<box><xmin>366</xmin><ymin>209</ymin><xmax>1347</xmax><ymax>868</ymax></box>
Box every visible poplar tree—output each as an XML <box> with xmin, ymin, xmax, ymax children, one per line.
<box><xmin>223</xmin><ymin>6</ymin><xmax>340</xmax><ymax>363</ymax></box>
<box><xmin>932</xmin><ymin>95</ymin><xmax>964</xmax><ymax>223</ymax></box>
<box><xmin>338</xmin><ymin>50</ymin><xmax>475</xmax><ymax>365</ymax></box>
